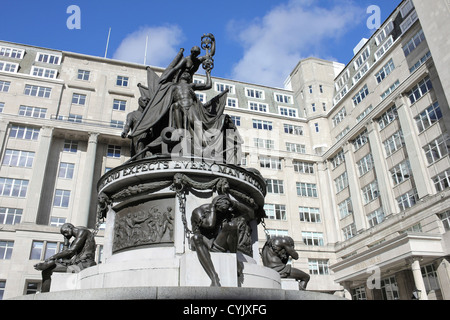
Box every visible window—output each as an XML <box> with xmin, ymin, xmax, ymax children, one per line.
<box><xmin>314</xmin><ymin>123</ymin><xmax>319</xmax><ymax>133</ymax></box>
<box><xmin>335</xmin><ymin>127</ymin><xmax>350</xmax><ymax>142</ymax></box>
<box><xmin>0</xmin><ymin>178</ymin><xmax>29</xmax><ymax>197</ymax></box>
<box><xmin>433</xmin><ymin>170</ymin><xmax>450</xmax><ymax>192</ymax></box>
<box><xmin>266</xmin><ymin>229</ymin><xmax>289</xmax><ymax>238</ymax></box>
<box><xmin>68</xmin><ymin>114</ymin><xmax>82</xmax><ymax>123</ymax></box>
<box><xmin>390</xmin><ymin>160</ymin><xmax>411</xmax><ymax>185</ymax></box>
<box><xmin>296</xmin><ymin>182</ymin><xmax>318</xmax><ymax>198</ymax></box>
<box><xmin>368</xmin><ymin>208</ymin><xmax>385</xmax><ymax>227</ymax></box>
<box><xmin>30</xmin><ymin>241</ymin><xmax>59</xmax><ymax>260</ymax></box>
<box><xmin>335</xmin><ymin>172</ymin><xmax>348</xmax><ymax>193</ymax></box>
<box><xmin>384</xmin><ymin>130</ymin><xmax>405</xmax><ymax>157</ymax></box>
<box><xmin>362</xmin><ymin>181</ymin><xmax>379</xmax><ymax>204</ymax></box>
<box><xmin>230</xmin><ymin>116</ymin><xmax>240</xmax><ymax>126</ymax></box>
<box><xmin>63</xmin><ymin>140</ymin><xmax>78</xmax><ymax>153</ymax></box>
<box><xmin>299</xmin><ymin>207</ymin><xmax>321</xmax><ymax>223</ymax></box>
<box><xmin>0</xmin><ymin>208</ymin><xmax>22</xmax><ymax>225</ymax></box>
<box><xmin>308</xmin><ymin>86</ymin><xmax>313</xmax><ymax>94</ymax></box>
<box><xmin>19</xmin><ymin>105</ymin><xmax>47</xmax><ymax>118</ymax></box>
<box><xmin>25</xmin><ymin>281</ymin><xmax>40</xmax><ymax>295</ymax></box>
<box><xmin>245</xmin><ymin>88</ymin><xmax>264</xmax><ymax>99</ymax></box>
<box><xmin>353</xmin><ymin>85</ymin><xmax>369</xmax><ymax>106</ymax></box>
<box><xmin>113</xmin><ymin>100</ymin><xmax>127</xmax><ymax>111</ymax></box>
<box><xmin>439</xmin><ymin>211</ymin><xmax>450</xmax><ymax>231</ymax></box>
<box><xmin>31</xmin><ymin>66</ymin><xmax>57</xmax><ymax>79</ymax></box>
<box><xmin>53</xmin><ymin>189</ymin><xmax>71</xmax><ymax>208</ymax></box>
<box><xmin>334</xmin><ymin>85</ymin><xmax>348</xmax><ymax>105</ymax></box>
<box><xmin>215</xmin><ymin>82</ymin><xmax>235</xmax><ymax>94</ymax></box>
<box><xmin>375</xmin><ymin>59</ymin><xmax>395</xmax><ymax>84</ymax></box>
<box><xmin>266</xmin><ymin>179</ymin><xmax>284</xmax><ymax>194</ymax></box>
<box><xmin>375</xmin><ymin>21</ymin><xmax>394</xmax><ymax>45</ymax></box>
<box><xmin>336</xmin><ymin>128</ymin><xmax>350</xmax><ymax>142</ymax></box>
<box><xmin>415</xmin><ymin>102</ymin><xmax>442</xmax><ymax>133</ymax></box>
<box><xmin>275</xmin><ymin>93</ymin><xmax>292</xmax><ymax>104</ymax></box>
<box><xmin>284</xmin><ymin>124</ymin><xmax>303</xmax><ymax>135</ymax></box>
<box><xmin>50</xmin><ymin>217</ymin><xmax>66</xmax><ymax>227</ymax></box>
<box><xmin>252</xmin><ymin>119</ymin><xmax>273</xmax><ymax>131</ymax></box>
<box><xmin>336</xmin><ymin>70</ymin><xmax>350</xmax><ymax>91</ymax></box>
<box><xmin>381</xmin><ymin>276</ymin><xmax>399</xmax><ymax>300</ymax></box>
<box><xmin>286</xmin><ymin>143</ymin><xmax>305</xmax><ymax>154</ymax></box>
<box><xmin>36</xmin><ymin>52</ymin><xmax>61</xmax><ymax>65</ymax></box>
<box><xmin>116</xmin><ymin>76</ymin><xmax>129</xmax><ymax>87</ymax></box>
<box><xmin>410</xmin><ymin>51</ymin><xmax>432</xmax><ymax>74</ymax></box>
<box><xmin>308</xmin><ymin>259</ymin><xmax>329</xmax><ymax>275</ymax></box>
<box><xmin>193</xmin><ymin>78</ymin><xmax>204</xmax><ymax>84</ymax></box>
<box><xmin>352</xmin><ymin>130</ymin><xmax>369</xmax><ymax>151</ymax></box>
<box><xmin>0</xmin><ymin>241</ymin><xmax>14</xmax><ymax>260</ymax></box>
<box><xmin>259</xmin><ymin>157</ymin><xmax>281</xmax><ymax>170</ymax></box>
<box><xmin>293</xmin><ymin>161</ymin><xmax>314</xmax><ymax>174</ymax></box>
<box><xmin>77</xmin><ymin>69</ymin><xmax>90</xmax><ymax>81</ymax></box>
<box><xmin>400</xmin><ymin>10</ymin><xmax>418</xmax><ymax>34</ymax></box>
<box><xmin>279</xmin><ymin>107</ymin><xmax>297</xmax><ymax>118</ymax></box>
<box><xmin>352</xmin><ymin>286</ymin><xmax>367</xmax><ymax>300</ymax></box>
<box><xmin>353</xmin><ymin>63</ymin><xmax>369</xmax><ymax>85</ymax></box>
<box><xmin>397</xmin><ymin>189</ymin><xmax>418</xmax><ymax>211</ymax></box>
<box><xmin>195</xmin><ymin>93</ymin><xmax>205</xmax><ymax>103</ymax></box>
<box><xmin>400</xmin><ymin>0</ymin><xmax>414</xmax><ymax>18</ymax></box>
<box><xmin>381</xmin><ymin>80</ymin><xmax>400</xmax><ymax>100</ymax></box>
<box><xmin>357</xmin><ymin>154</ymin><xmax>374</xmax><ymax>176</ymax></box>
<box><xmin>0</xmin><ymin>61</ymin><xmax>19</xmax><ymax>73</ymax></box>
<box><xmin>332</xmin><ymin>108</ymin><xmax>347</xmax><ymax>127</ymax></box>
<box><xmin>0</xmin><ymin>102</ymin><xmax>3</xmax><ymax>113</ymax></box>
<box><xmin>249</xmin><ymin>102</ymin><xmax>268</xmax><ymax>113</ymax></box>
<box><xmin>338</xmin><ymin>198</ymin><xmax>353</xmax><ymax>219</ymax></box>
<box><xmin>408</xmin><ymin>76</ymin><xmax>433</xmax><ymax>105</ymax></box>
<box><xmin>302</xmin><ymin>232</ymin><xmax>324</xmax><ymax>246</ymax></box>
<box><xmin>110</xmin><ymin>120</ymin><xmax>124</xmax><ymax>129</ymax></box>
<box><xmin>9</xmin><ymin>126</ymin><xmax>39</xmax><ymax>140</ymax></box>
<box><xmin>0</xmin><ymin>80</ymin><xmax>10</xmax><ymax>92</ymax></box>
<box><xmin>24</xmin><ymin>85</ymin><xmax>51</xmax><ymax>98</ymax></box>
<box><xmin>0</xmin><ymin>280</ymin><xmax>5</xmax><ymax>300</ymax></box>
<box><xmin>58</xmin><ymin>163</ymin><xmax>75</xmax><ymax>179</ymax></box>
<box><xmin>2</xmin><ymin>149</ymin><xmax>35</xmax><ymax>168</ymax></box>
<box><xmin>354</xmin><ymin>47</ymin><xmax>370</xmax><ymax>70</ymax></box>
<box><xmin>423</xmin><ymin>135</ymin><xmax>450</xmax><ymax>164</ymax></box>
<box><xmin>375</xmin><ymin>36</ymin><xmax>394</xmax><ymax>61</ymax></box>
<box><xmin>403</xmin><ymin>29</ymin><xmax>426</xmax><ymax>57</ymax></box>
<box><xmin>0</xmin><ymin>46</ymin><xmax>25</xmax><ymax>59</ymax></box>
<box><xmin>421</xmin><ymin>264</ymin><xmax>440</xmax><ymax>291</ymax></box>
<box><xmin>378</xmin><ymin>106</ymin><xmax>398</xmax><ymax>130</ymax></box>
<box><xmin>264</xmin><ymin>204</ymin><xmax>287</xmax><ymax>221</ymax></box>
<box><xmin>343</xmin><ymin>223</ymin><xmax>357</xmax><ymax>240</ymax></box>
<box><xmin>107</xmin><ymin>145</ymin><xmax>121</xmax><ymax>158</ymax></box>
<box><xmin>254</xmin><ymin>138</ymin><xmax>274</xmax><ymax>149</ymax></box>
<box><xmin>227</xmin><ymin>98</ymin><xmax>238</xmax><ymax>108</ymax></box>
<box><xmin>331</xmin><ymin>150</ymin><xmax>345</xmax><ymax>169</ymax></box>
<box><xmin>71</xmin><ymin>93</ymin><xmax>86</xmax><ymax>105</ymax></box>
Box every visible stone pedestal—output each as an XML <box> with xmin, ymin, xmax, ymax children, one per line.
<box><xmin>32</xmin><ymin>156</ymin><xmax>341</xmax><ymax>300</ymax></box>
<box><xmin>48</xmin><ymin>156</ymin><xmax>281</xmax><ymax>293</ymax></box>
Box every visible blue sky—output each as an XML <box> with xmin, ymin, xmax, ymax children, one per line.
<box><xmin>0</xmin><ymin>0</ymin><xmax>401</xmax><ymax>87</ymax></box>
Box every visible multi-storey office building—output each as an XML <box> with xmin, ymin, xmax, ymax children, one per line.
<box><xmin>0</xmin><ymin>0</ymin><xmax>449</xmax><ymax>300</ymax></box>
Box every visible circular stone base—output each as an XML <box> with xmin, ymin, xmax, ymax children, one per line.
<box><xmin>10</xmin><ymin>286</ymin><xmax>346</xmax><ymax>301</ymax></box>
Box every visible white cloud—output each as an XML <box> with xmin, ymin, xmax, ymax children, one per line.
<box><xmin>227</xmin><ymin>0</ymin><xmax>364</xmax><ymax>87</ymax></box>
<box><xmin>113</xmin><ymin>25</ymin><xmax>185</xmax><ymax>68</ymax></box>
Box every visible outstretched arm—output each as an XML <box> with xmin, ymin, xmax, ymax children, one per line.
<box><xmin>192</xmin><ymin>69</ymin><xmax>212</xmax><ymax>92</ymax></box>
